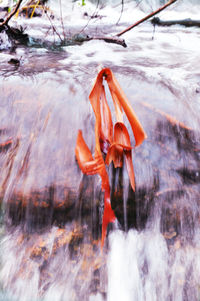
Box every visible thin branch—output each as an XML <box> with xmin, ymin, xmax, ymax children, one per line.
<box><xmin>134</xmin><ymin>0</ymin><xmax>144</xmax><ymax>10</ymax></box>
<box><xmin>0</xmin><ymin>0</ymin><xmax>23</xmax><ymax>27</ymax></box>
<box><xmin>42</xmin><ymin>5</ymin><xmax>63</xmax><ymax>42</ymax></box>
<box><xmin>116</xmin><ymin>0</ymin><xmax>178</xmax><ymax>37</ymax></box>
<box><xmin>59</xmin><ymin>0</ymin><xmax>66</xmax><ymax>40</ymax></box>
<box><xmin>78</xmin><ymin>0</ymin><xmax>100</xmax><ymax>35</ymax></box>
<box><xmin>116</xmin><ymin>0</ymin><xmax>124</xmax><ymax>25</ymax></box>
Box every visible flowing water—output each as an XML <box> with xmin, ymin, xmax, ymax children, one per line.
<box><xmin>0</xmin><ymin>0</ymin><xmax>200</xmax><ymax>300</ymax></box>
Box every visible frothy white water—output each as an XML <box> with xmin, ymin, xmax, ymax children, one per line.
<box><xmin>107</xmin><ymin>229</ymin><xmax>200</xmax><ymax>301</ymax></box>
<box><xmin>1</xmin><ymin>227</ymin><xmax>200</xmax><ymax>300</ymax></box>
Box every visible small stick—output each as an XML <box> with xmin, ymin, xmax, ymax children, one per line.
<box><xmin>78</xmin><ymin>0</ymin><xmax>100</xmax><ymax>35</ymax></box>
<box><xmin>59</xmin><ymin>0</ymin><xmax>66</xmax><ymax>40</ymax></box>
<box><xmin>116</xmin><ymin>0</ymin><xmax>178</xmax><ymax>37</ymax></box>
<box><xmin>116</xmin><ymin>0</ymin><xmax>124</xmax><ymax>25</ymax></box>
<box><xmin>43</xmin><ymin>6</ymin><xmax>63</xmax><ymax>42</ymax></box>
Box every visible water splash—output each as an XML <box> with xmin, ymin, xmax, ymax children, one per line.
<box><xmin>108</xmin><ymin>228</ymin><xmax>200</xmax><ymax>301</ymax></box>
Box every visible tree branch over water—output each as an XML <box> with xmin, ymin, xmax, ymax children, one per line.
<box><xmin>83</xmin><ymin>0</ymin><xmax>177</xmax><ymax>48</ymax></box>
<box><xmin>0</xmin><ymin>0</ymin><xmax>23</xmax><ymax>27</ymax></box>
<box><xmin>116</xmin><ymin>0</ymin><xmax>178</xmax><ymax>37</ymax></box>
<box><xmin>0</xmin><ymin>0</ymin><xmax>179</xmax><ymax>48</ymax></box>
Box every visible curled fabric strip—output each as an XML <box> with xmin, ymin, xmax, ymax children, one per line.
<box><xmin>75</xmin><ymin>68</ymin><xmax>147</xmax><ymax>247</ymax></box>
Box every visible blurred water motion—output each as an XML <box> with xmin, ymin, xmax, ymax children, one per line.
<box><xmin>0</xmin><ymin>79</ymin><xmax>106</xmax><ymax>300</ymax></box>
<box><xmin>0</xmin><ymin>0</ymin><xmax>200</xmax><ymax>300</ymax></box>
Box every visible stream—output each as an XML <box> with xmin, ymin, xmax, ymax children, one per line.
<box><xmin>0</xmin><ymin>0</ymin><xmax>200</xmax><ymax>300</ymax></box>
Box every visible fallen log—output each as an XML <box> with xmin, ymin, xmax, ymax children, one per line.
<box><xmin>151</xmin><ymin>17</ymin><xmax>200</xmax><ymax>28</ymax></box>
<box><xmin>88</xmin><ymin>36</ymin><xmax>127</xmax><ymax>47</ymax></box>
<box><xmin>69</xmin><ymin>34</ymin><xmax>127</xmax><ymax>47</ymax></box>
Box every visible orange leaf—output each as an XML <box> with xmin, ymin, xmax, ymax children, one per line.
<box><xmin>103</xmin><ymin>68</ymin><xmax>147</xmax><ymax>147</ymax></box>
<box><xmin>75</xmin><ymin>130</ymin><xmax>93</xmax><ymax>164</ymax></box>
<box><xmin>106</xmin><ymin>122</ymin><xmax>135</xmax><ymax>191</ymax></box>
<box><xmin>75</xmin><ymin>67</ymin><xmax>146</xmax><ymax>246</ymax></box>
<box><xmin>114</xmin><ymin>122</ymin><xmax>131</xmax><ymax>146</ymax></box>
<box><xmin>89</xmin><ymin>73</ymin><xmax>104</xmax><ymax>123</ymax></box>
<box><xmin>101</xmin><ymin>190</ymin><xmax>116</xmax><ymax>247</ymax></box>
<box><xmin>99</xmin><ymin>85</ymin><xmax>113</xmax><ymax>154</ymax></box>
<box><xmin>105</xmin><ymin>143</ymin><xmax>124</xmax><ymax>168</ymax></box>
<box><xmin>114</xmin><ymin>122</ymin><xmax>135</xmax><ymax>191</ymax></box>
<box><xmin>75</xmin><ymin>124</ymin><xmax>116</xmax><ymax>249</ymax></box>
<box><xmin>124</xmin><ymin>150</ymin><xmax>135</xmax><ymax>191</ymax></box>
<box><xmin>75</xmin><ymin>130</ymin><xmax>103</xmax><ymax>175</ymax></box>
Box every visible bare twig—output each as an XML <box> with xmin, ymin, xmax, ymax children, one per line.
<box><xmin>0</xmin><ymin>0</ymin><xmax>23</xmax><ymax>27</ymax></box>
<box><xmin>78</xmin><ymin>0</ymin><xmax>100</xmax><ymax>35</ymax></box>
<box><xmin>116</xmin><ymin>0</ymin><xmax>178</xmax><ymax>37</ymax></box>
<box><xmin>59</xmin><ymin>0</ymin><xmax>66</xmax><ymax>40</ymax></box>
<box><xmin>42</xmin><ymin>5</ymin><xmax>63</xmax><ymax>42</ymax></box>
<box><xmin>116</xmin><ymin>0</ymin><xmax>124</xmax><ymax>25</ymax></box>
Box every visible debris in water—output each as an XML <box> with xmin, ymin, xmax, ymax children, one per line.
<box><xmin>75</xmin><ymin>68</ymin><xmax>146</xmax><ymax>247</ymax></box>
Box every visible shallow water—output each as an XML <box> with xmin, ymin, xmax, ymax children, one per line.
<box><xmin>0</xmin><ymin>0</ymin><xmax>200</xmax><ymax>300</ymax></box>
